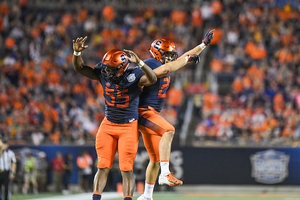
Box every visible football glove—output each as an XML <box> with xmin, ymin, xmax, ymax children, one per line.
<box><xmin>202</xmin><ymin>29</ymin><xmax>214</xmax><ymax>46</ymax></box>
<box><xmin>186</xmin><ymin>54</ymin><xmax>200</xmax><ymax>64</ymax></box>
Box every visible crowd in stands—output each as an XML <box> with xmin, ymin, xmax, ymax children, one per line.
<box><xmin>0</xmin><ymin>0</ymin><xmax>191</xmax><ymax>145</ymax></box>
<box><xmin>1</xmin><ymin>0</ymin><xmax>299</xmax><ymax>147</ymax></box>
<box><xmin>194</xmin><ymin>0</ymin><xmax>300</xmax><ymax>146</ymax></box>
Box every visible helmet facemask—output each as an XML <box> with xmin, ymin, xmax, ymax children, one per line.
<box><xmin>100</xmin><ymin>50</ymin><xmax>129</xmax><ymax>83</ymax></box>
<box><xmin>161</xmin><ymin>50</ymin><xmax>178</xmax><ymax>64</ymax></box>
<box><xmin>149</xmin><ymin>38</ymin><xmax>177</xmax><ymax>64</ymax></box>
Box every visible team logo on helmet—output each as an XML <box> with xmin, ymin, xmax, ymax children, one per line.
<box><xmin>101</xmin><ymin>49</ymin><xmax>129</xmax><ymax>83</ymax></box>
<box><xmin>149</xmin><ymin>38</ymin><xmax>178</xmax><ymax>64</ymax></box>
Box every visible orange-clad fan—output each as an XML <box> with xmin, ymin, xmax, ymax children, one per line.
<box><xmin>211</xmin><ymin>0</ymin><xmax>223</xmax><ymax>15</ymax></box>
<box><xmin>209</xmin><ymin>28</ymin><xmax>223</xmax><ymax>45</ymax></box>
<box><xmin>102</xmin><ymin>6</ymin><xmax>115</xmax><ymax>22</ymax></box>
<box><xmin>62</xmin><ymin>13</ymin><xmax>74</xmax><ymax>26</ymax></box>
<box><xmin>77</xmin><ymin>8</ymin><xmax>88</xmax><ymax>22</ymax></box>
<box><xmin>170</xmin><ymin>10</ymin><xmax>187</xmax><ymax>26</ymax></box>
<box><xmin>166</xmin><ymin>87</ymin><xmax>184</xmax><ymax>108</ymax></box>
<box><xmin>210</xmin><ymin>59</ymin><xmax>223</xmax><ymax>73</ymax></box>
<box><xmin>191</xmin><ymin>7</ymin><xmax>203</xmax><ymax>27</ymax></box>
<box><xmin>1</xmin><ymin>0</ymin><xmax>300</xmax><ymax>151</ymax></box>
<box><xmin>232</xmin><ymin>77</ymin><xmax>243</xmax><ymax>93</ymax></box>
<box><xmin>5</xmin><ymin>37</ymin><xmax>15</xmax><ymax>49</ymax></box>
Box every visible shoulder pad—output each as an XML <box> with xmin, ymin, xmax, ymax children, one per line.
<box><xmin>127</xmin><ymin>62</ymin><xmax>139</xmax><ymax>70</ymax></box>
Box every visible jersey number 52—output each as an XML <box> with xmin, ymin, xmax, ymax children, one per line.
<box><xmin>158</xmin><ymin>76</ymin><xmax>170</xmax><ymax>98</ymax></box>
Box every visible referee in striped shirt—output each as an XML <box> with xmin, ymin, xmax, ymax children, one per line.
<box><xmin>0</xmin><ymin>139</ymin><xmax>16</xmax><ymax>200</ymax></box>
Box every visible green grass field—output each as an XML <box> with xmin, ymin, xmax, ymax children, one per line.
<box><xmin>12</xmin><ymin>193</ymin><xmax>63</xmax><ymax>200</ymax></box>
<box><xmin>11</xmin><ymin>192</ymin><xmax>300</xmax><ymax>200</ymax></box>
<box><xmin>107</xmin><ymin>193</ymin><xmax>300</xmax><ymax>200</ymax></box>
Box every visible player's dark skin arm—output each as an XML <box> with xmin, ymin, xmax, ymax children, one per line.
<box><xmin>138</xmin><ymin>63</ymin><xmax>157</xmax><ymax>86</ymax></box>
<box><xmin>124</xmin><ymin>50</ymin><xmax>157</xmax><ymax>86</ymax></box>
<box><xmin>72</xmin><ymin>36</ymin><xmax>99</xmax><ymax>80</ymax></box>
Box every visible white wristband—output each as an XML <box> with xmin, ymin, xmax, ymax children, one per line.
<box><xmin>199</xmin><ymin>43</ymin><xmax>206</xmax><ymax>50</ymax></box>
<box><xmin>73</xmin><ymin>51</ymin><xmax>81</xmax><ymax>56</ymax></box>
<box><xmin>185</xmin><ymin>56</ymin><xmax>189</xmax><ymax>63</ymax></box>
<box><xmin>138</xmin><ymin>60</ymin><xmax>144</xmax><ymax>68</ymax></box>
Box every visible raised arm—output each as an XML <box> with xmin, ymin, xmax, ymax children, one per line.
<box><xmin>72</xmin><ymin>36</ymin><xmax>99</xmax><ymax>81</ymax></box>
<box><xmin>179</xmin><ymin>29</ymin><xmax>214</xmax><ymax>59</ymax></box>
<box><xmin>124</xmin><ymin>50</ymin><xmax>157</xmax><ymax>86</ymax></box>
<box><xmin>153</xmin><ymin>54</ymin><xmax>200</xmax><ymax>78</ymax></box>
<box><xmin>147</xmin><ymin>29</ymin><xmax>213</xmax><ymax>79</ymax></box>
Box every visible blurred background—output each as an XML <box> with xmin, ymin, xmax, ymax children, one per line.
<box><xmin>1</xmin><ymin>0</ymin><xmax>300</xmax><ymax>199</ymax></box>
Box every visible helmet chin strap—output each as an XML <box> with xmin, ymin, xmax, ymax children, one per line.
<box><xmin>149</xmin><ymin>49</ymin><xmax>156</xmax><ymax>59</ymax></box>
<box><xmin>123</xmin><ymin>62</ymin><xmax>130</xmax><ymax>71</ymax></box>
<box><xmin>149</xmin><ymin>49</ymin><xmax>166</xmax><ymax>64</ymax></box>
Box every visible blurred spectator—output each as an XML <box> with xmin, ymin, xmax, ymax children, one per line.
<box><xmin>1</xmin><ymin>0</ymin><xmax>300</xmax><ymax>147</ymax></box>
<box><xmin>12</xmin><ymin>153</ymin><xmax>22</xmax><ymax>194</ymax></box>
<box><xmin>51</xmin><ymin>152</ymin><xmax>64</xmax><ymax>193</ymax></box>
<box><xmin>193</xmin><ymin>0</ymin><xmax>300</xmax><ymax>147</ymax></box>
<box><xmin>166</xmin><ymin>82</ymin><xmax>184</xmax><ymax>115</ymax></box>
<box><xmin>0</xmin><ymin>0</ymin><xmax>203</xmax><ymax>147</ymax></box>
<box><xmin>36</xmin><ymin>152</ymin><xmax>49</xmax><ymax>193</ymax></box>
<box><xmin>63</xmin><ymin>153</ymin><xmax>73</xmax><ymax>195</ymax></box>
<box><xmin>31</xmin><ymin>127</ymin><xmax>44</xmax><ymax>146</ymax></box>
<box><xmin>76</xmin><ymin>150</ymin><xmax>93</xmax><ymax>192</ymax></box>
<box><xmin>161</xmin><ymin>104</ymin><xmax>178</xmax><ymax>126</ymax></box>
<box><xmin>102</xmin><ymin>6</ymin><xmax>116</xmax><ymax>22</ymax></box>
<box><xmin>22</xmin><ymin>153</ymin><xmax>38</xmax><ymax>194</ymax></box>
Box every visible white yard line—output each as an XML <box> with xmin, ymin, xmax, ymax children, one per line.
<box><xmin>27</xmin><ymin>192</ymin><xmax>121</xmax><ymax>200</ymax></box>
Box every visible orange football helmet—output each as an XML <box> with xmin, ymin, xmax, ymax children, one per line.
<box><xmin>149</xmin><ymin>38</ymin><xmax>178</xmax><ymax>64</ymax></box>
<box><xmin>101</xmin><ymin>49</ymin><xmax>129</xmax><ymax>82</ymax></box>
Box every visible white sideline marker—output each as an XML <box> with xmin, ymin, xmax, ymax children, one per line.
<box><xmin>27</xmin><ymin>192</ymin><xmax>121</xmax><ymax>200</ymax></box>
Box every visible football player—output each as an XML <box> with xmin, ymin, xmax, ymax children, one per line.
<box><xmin>135</xmin><ymin>29</ymin><xmax>214</xmax><ymax>200</ymax></box>
<box><xmin>73</xmin><ymin>36</ymin><xmax>201</xmax><ymax>200</ymax></box>
<box><xmin>72</xmin><ymin>36</ymin><xmax>157</xmax><ymax>200</ymax></box>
